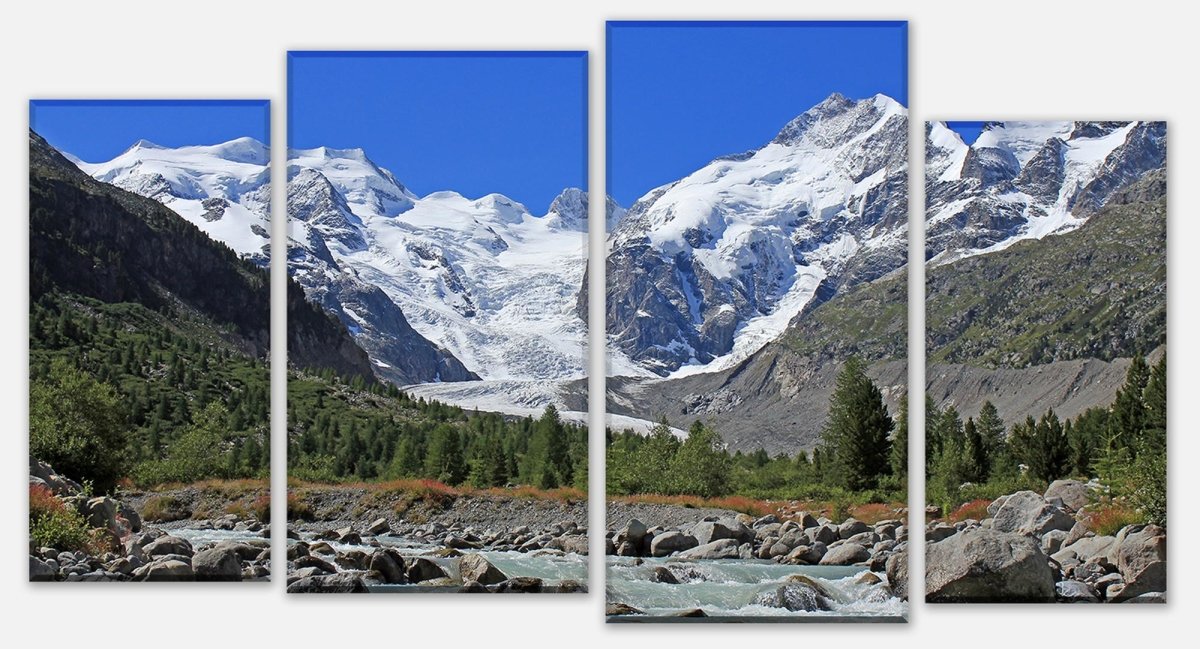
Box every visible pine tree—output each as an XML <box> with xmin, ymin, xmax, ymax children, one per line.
<box><xmin>1029</xmin><ymin>409</ymin><xmax>1069</xmax><ymax>483</ymax></box>
<box><xmin>1108</xmin><ymin>354</ymin><xmax>1149</xmax><ymax>455</ymax></box>
<box><xmin>638</xmin><ymin>417</ymin><xmax>680</xmax><ymax>493</ymax></box>
<box><xmin>1141</xmin><ymin>355</ymin><xmax>1166</xmax><ymax>454</ymax></box>
<box><xmin>963</xmin><ymin>417</ymin><xmax>989</xmax><ymax>483</ymax></box>
<box><xmin>890</xmin><ymin>394</ymin><xmax>909</xmax><ymax>480</ymax></box>
<box><xmin>821</xmin><ymin>358</ymin><xmax>894</xmax><ymax>491</ymax></box>
<box><xmin>669</xmin><ymin>421</ymin><xmax>730</xmax><ymax>497</ymax></box>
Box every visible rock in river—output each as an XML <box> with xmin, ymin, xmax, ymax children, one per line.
<box><xmin>926</xmin><ymin>528</ymin><xmax>1056</xmax><ymax>603</ymax></box>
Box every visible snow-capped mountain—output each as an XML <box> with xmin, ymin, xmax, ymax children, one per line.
<box><xmin>606</xmin><ymin>93</ymin><xmax>909</xmax><ymax>377</ymax></box>
<box><xmin>925</xmin><ymin>120</ymin><xmax>1166</xmax><ymax>263</ymax></box>
<box><xmin>287</xmin><ymin>146</ymin><xmax>589</xmax><ymax>385</ymax></box>
<box><xmin>69</xmin><ymin>138</ymin><xmax>271</xmax><ymax>263</ymax></box>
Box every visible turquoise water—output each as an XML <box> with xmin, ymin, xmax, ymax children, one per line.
<box><xmin>606</xmin><ymin>557</ymin><xmax>905</xmax><ymax>619</ymax></box>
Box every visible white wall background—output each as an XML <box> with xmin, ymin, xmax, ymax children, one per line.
<box><xmin>0</xmin><ymin>0</ymin><xmax>1192</xmax><ymax>646</ymax></box>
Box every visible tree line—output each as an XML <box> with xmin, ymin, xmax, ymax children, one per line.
<box><xmin>288</xmin><ymin>376</ymin><xmax>587</xmax><ymax>490</ymax></box>
<box><xmin>30</xmin><ymin>294</ymin><xmax>270</xmax><ymax>492</ymax></box>
<box><xmin>927</xmin><ymin>354</ymin><xmax>1166</xmax><ymax>525</ymax></box>
<box><xmin>607</xmin><ymin>358</ymin><xmax>905</xmax><ymax>501</ymax></box>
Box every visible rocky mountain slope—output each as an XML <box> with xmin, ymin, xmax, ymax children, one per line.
<box><xmin>32</xmin><ymin>129</ymin><xmax>372</xmax><ymax>380</ymax></box>
<box><xmin>287</xmin><ymin>147</ymin><xmax>589</xmax><ymax>385</ymax></box>
<box><xmin>606</xmin><ymin>122</ymin><xmax>1166</xmax><ymax>453</ymax></box>
<box><xmin>605</xmin><ymin>93</ymin><xmax>909</xmax><ymax>377</ymax></box>
<box><xmin>69</xmin><ymin>137</ymin><xmax>272</xmax><ymax>264</ymax></box>
<box><xmin>925</xmin><ymin>120</ymin><xmax>1166</xmax><ymax>263</ymax></box>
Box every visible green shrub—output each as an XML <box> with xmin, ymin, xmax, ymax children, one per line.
<box><xmin>29</xmin><ymin>360</ymin><xmax>128</xmax><ymax>493</ymax></box>
<box><xmin>29</xmin><ymin>485</ymin><xmax>93</xmax><ymax>552</ymax></box>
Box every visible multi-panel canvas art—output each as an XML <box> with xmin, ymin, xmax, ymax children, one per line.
<box><xmin>604</xmin><ymin>21</ymin><xmax>910</xmax><ymax>621</ymax></box>
<box><xmin>29</xmin><ymin>100</ymin><xmax>272</xmax><ymax>581</ymax></box>
<box><xmin>923</xmin><ymin>121</ymin><xmax>1167</xmax><ymax>603</ymax></box>
<box><xmin>284</xmin><ymin>51</ymin><xmax>590</xmax><ymax>593</ymax></box>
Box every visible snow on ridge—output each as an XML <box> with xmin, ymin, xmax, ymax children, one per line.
<box><xmin>609</xmin><ymin>93</ymin><xmax>909</xmax><ymax>378</ymax></box>
<box><xmin>928</xmin><ymin>120</ymin><xmax>1157</xmax><ymax>265</ymax></box>
<box><xmin>63</xmin><ymin>138</ymin><xmax>271</xmax><ymax>259</ymax></box>
<box><xmin>287</xmin><ymin>148</ymin><xmax>590</xmax><ymax>383</ymax></box>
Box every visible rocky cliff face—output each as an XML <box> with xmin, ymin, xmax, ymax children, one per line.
<box><xmin>287</xmin><ymin>170</ymin><xmax>476</xmax><ymax>384</ymax></box>
<box><xmin>287</xmin><ymin>146</ymin><xmax>588</xmax><ymax>385</ymax></box>
<box><xmin>31</xmin><ymin>129</ymin><xmax>375</xmax><ymax>382</ymax></box>
<box><xmin>606</xmin><ymin>93</ymin><xmax>909</xmax><ymax>377</ymax></box>
<box><xmin>925</xmin><ymin>120</ymin><xmax>1166</xmax><ymax>263</ymax></box>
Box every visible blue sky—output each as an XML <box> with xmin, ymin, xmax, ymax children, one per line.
<box><xmin>29</xmin><ymin>100</ymin><xmax>269</xmax><ymax>162</ymax></box>
<box><xmin>945</xmin><ymin>121</ymin><xmax>987</xmax><ymax>145</ymax></box>
<box><xmin>608</xmin><ymin>21</ymin><xmax>908</xmax><ymax>206</ymax></box>
<box><xmin>289</xmin><ymin>52</ymin><xmax>587</xmax><ymax>214</ymax></box>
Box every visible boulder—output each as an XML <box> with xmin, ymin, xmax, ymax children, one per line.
<box><xmin>459</xmin><ymin>554</ymin><xmax>507</xmax><ymax>585</ymax></box>
<box><xmin>491</xmin><ymin>577</ymin><xmax>543</xmax><ymax>593</ymax></box>
<box><xmin>287</xmin><ymin>574</ymin><xmax>368</xmax><ymax>593</ymax></box>
<box><xmin>987</xmin><ymin>494</ymin><xmax>1010</xmax><ymax>518</ymax></box>
<box><xmin>857</xmin><ymin>572</ymin><xmax>883</xmax><ymax>585</ymax></box>
<box><xmin>606</xmin><ymin>603</ymin><xmax>643</xmax><ymax>616</ymax></box>
<box><xmin>1041</xmin><ymin>529</ymin><xmax>1068</xmax><ymax>555</ymax></box>
<box><xmin>1044</xmin><ymin>480</ymin><xmax>1090</xmax><ymax>512</ymax></box>
<box><xmin>445</xmin><ymin>534</ymin><xmax>483</xmax><ymax>550</ymax></box>
<box><xmin>992</xmin><ymin>491</ymin><xmax>1075</xmax><ymax>537</ymax></box>
<box><xmin>1057</xmin><ymin>535</ymin><xmax>1115</xmax><ymax>564</ymax></box>
<box><xmin>819</xmin><ymin>543</ymin><xmax>870</xmax><ymax>566</ymax></box>
<box><xmin>783</xmin><ymin>543</ymin><xmax>826</xmax><ymax>565</ymax></box>
<box><xmin>334</xmin><ymin>550</ymin><xmax>369</xmax><ymax>571</ymax></box>
<box><xmin>134</xmin><ymin>559</ymin><xmax>194</xmax><ymax>581</ymax></box>
<box><xmin>808</xmin><ymin>524</ymin><xmax>839</xmax><ymax>546</ymax></box>
<box><xmin>616</xmin><ymin>519</ymin><xmax>648</xmax><ymax>548</ymax></box>
<box><xmin>794</xmin><ymin>512</ymin><xmax>820</xmax><ymax>529</ymax></box>
<box><xmin>82</xmin><ymin>497</ymin><xmax>120</xmax><ymax>533</ymax></box>
<box><xmin>926</xmin><ymin>528</ymin><xmax>1056</xmax><ymax>603</ymax></box>
<box><xmin>292</xmin><ymin>555</ymin><xmax>337</xmax><ymax>574</ymax></box>
<box><xmin>30</xmin><ymin>556</ymin><xmax>56</xmax><ymax>581</ymax></box>
<box><xmin>405</xmin><ymin>557</ymin><xmax>447</xmax><ymax>583</ymax></box>
<box><xmin>649</xmin><ymin>531</ymin><xmax>698</xmax><ymax>557</ymax></box>
<box><xmin>1056</xmin><ymin>580</ymin><xmax>1101</xmax><ymax>603</ymax></box>
<box><xmin>670</xmin><ymin>608</ymin><xmax>708</xmax><ymax>617</ymax></box>
<box><xmin>192</xmin><ymin>548</ymin><xmax>243</xmax><ymax>581</ymax></box>
<box><xmin>365</xmin><ymin>518</ymin><xmax>390</xmax><ymax>536</ymax></box>
<box><xmin>754</xmin><ymin>582</ymin><xmax>831</xmax><ymax>612</ymax></box>
<box><xmin>552</xmin><ymin>580</ymin><xmax>587</xmax><ymax>593</ymax></box>
<box><xmin>546</xmin><ymin>534</ymin><xmax>589</xmax><ymax>555</ymax></box>
<box><xmin>29</xmin><ymin>458</ymin><xmax>82</xmax><ymax>496</ymax></box>
<box><xmin>143</xmin><ymin>536</ymin><xmax>194</xmax><ymax>558</ymax></box>
<box><xmin>309</xmin><ymin>541</ymin><xmax>335</xmax><ymax>555</ymax></box>
<box><xmin>675</xmin><ymin>539</ymin><xmax>740</xmax><ymax>560</ymax></box>
<box><xmin>754</xmin><ymin>514</ymin><xmax>779</xmax><ymax>527</ymax></box>
<box><xmin>213</xmin><ymin>540</ymin><xmax>266</xmax><ymax>562</ymax></box>
<box><xmin>927</xmin><ymin>523</ymin><xmax>957</xmax><ymax>542</ymax></box>
<box><xmin>690</xmin><ymin>521</ymin><xmax>734</xmax><ymax>546</ymax></box>
<box><xmin>1109</xmin><ymin>524</ymin><xmax>1166</xmax><ymax>602</ymax></box>
<box><xmin>838</xmin><ymin>518</ymin><xmax>870</xmax><ymax>539</ymax></box>
<box><xmin>117</xmin><ymin>502</ymin><xmax>141</xmax><ymax>533</ymax></box>
<box><xmin>368</xmin><ymin>549</ymin><xmax>406</xmax><ymax>584</ymax></box>
<box><xmin>651</xmin><ymin>566</ymin><xmax>678</xmax><ymax>584</ymax></box>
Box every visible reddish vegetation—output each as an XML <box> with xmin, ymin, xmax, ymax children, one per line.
<box><xmin>947</xmin><ymin>499</ymin><xmax>992</xmax><ymax>523</ymax></box>
<box><xmin>850</xmin><ymin>502</ymin><xmax>901</xmax><ymax>524</ymax></box>
<box><xmin>250</xmin><ymin>494</ymin><xmax>271</xmax><ymax>523</ymax></box>
<box><xmin>29</xmin><ymin>484</ymin><xmax>66</xmax><ymax>518</ymax></box>
<box><xmin>1084</xmin><ymin>501</ymin><xmax>1143</xmax><ymax>536</ymax></box>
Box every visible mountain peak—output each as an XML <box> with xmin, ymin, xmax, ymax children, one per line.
<box><xmin>771</xmin><ymin>92</ymin><xmax>892</xmax><ymax>147</ymax></box>
<box><xmin>546</xmin><ymin>187</ymin><xmax>588</xmax><ymax>228</ymax></box>
<box><xmin>127</xmin><ymin>138</ymin><xmax>164</xmax><ymax>152</ymax></box>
